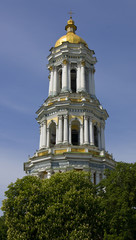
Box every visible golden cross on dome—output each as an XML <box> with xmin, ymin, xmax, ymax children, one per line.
<box><xmin>68</xmin><ymin>10</ymin><xmax>74</xmax><ymax>19</ymax></box>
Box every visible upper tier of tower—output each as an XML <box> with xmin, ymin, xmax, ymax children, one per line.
<box><xmin>48</xmin><ymin>18</ymin><xmax>97</xmax><ymax>98</ymax></box>
<box><xmin>55</xmin><ymin>18</ymin><xmax>88</xmax><ymax>48</ymax></box>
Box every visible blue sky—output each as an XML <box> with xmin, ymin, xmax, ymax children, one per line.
<box><xmin>0</xmin><ymin>0</ymin><xmax>136</xmax><ymax>215</ymax></box>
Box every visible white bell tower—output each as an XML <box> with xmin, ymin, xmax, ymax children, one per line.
<box><xmin>24</xmin><ymin>17</ymin><xmax>115</xmax><ymax>183</ymax></box>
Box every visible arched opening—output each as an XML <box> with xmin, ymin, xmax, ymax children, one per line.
<box><xmin>71</xmin><ymin>120</ymin><xmax>80</xmax><ymax>145</ymax></box>
<box><xmin>94</xmin><ymin>125</ymin><xmax>98</xmax><ymax>147</ymax></box>
<box><xmin>49</xmin><ymin>122</ymin><xmax>56</xmax><ymax>147</ymax></box>
<box><xmin>59</xmin><ymin>70</ymin><xmax>62</xmax><ymax>92</ymax></box>
<box><xmin>71</xmin><ymin>69</ymin><xmax>76</xmax><ymax>93</ymax></box>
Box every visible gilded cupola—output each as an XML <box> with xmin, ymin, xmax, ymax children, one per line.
<box><xmin>55</xmin><ymin>17</ymin><xmax>88</xmax><ymax>48</ymax></box>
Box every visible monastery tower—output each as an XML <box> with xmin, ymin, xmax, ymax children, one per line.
<box><xmin>24</xmin><ymin>17</ymin><xmax>115</xmax><ymax>184</ymax></box>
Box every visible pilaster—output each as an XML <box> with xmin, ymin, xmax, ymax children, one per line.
<box><xmin>42</xmin><ymin>120</ymin><xmax>47</xmax><ymax>148</ymax></box>
<box><xmin>53</xmin><ymin>67</ymin><xmax>58</xmax><ymax>96</ymax></box>
<box><xmin>62</xmin><ymin>60</ymin><xmax>68</xmax><ymax>92</ymax></box>
<box><xmin>49</xmin><ymin>66</ymin><xmax>53</xmax><ymax>96</ymax></box>
<box><xmin>89</xmin><ymin>118</ymin><xmax>94</xmax><ymax>145</ymax></box>
<box><xmin>80</xmin><ymin>61</ymin><xmax>86</xmax><ymax>92</ymax></box>
<box><xmin>80</xmin><ymin>124</ymin><xmax>83</xmax><ymax>145</ymax></box>
<box><xmin>64</xmin><ymin>115</ymin><xmax>68</xmax><ymax>143</ymax></box>
<box><xmin>58</xmin><ymin>116</ymin><xmax>63</xmax><ymax>143</ymax></box>
<box><xmin>84</xmin><ymin>116</ymin><xmax>89</xmax><ymax>144</ymax></box>
<box><xmin>77</xmin><ymin>63</ymin><xmax>81</xmax><ymax>92</ymax></box>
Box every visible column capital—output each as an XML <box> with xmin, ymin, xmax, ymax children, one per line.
<box><xmin>81</xmin><ymin>60</ymin><xmax>85</xmax><ymax>67</ymax></box>
<box><xmin>64</xmin><ymin>114</ymin><xmax>68</xmax><ymax>119</ymax></box>
<box><xmin>43</xmin><ymin>120</ymin><xmax>47</xmax><ymax>124</ymax></box>
<box><xmin>63</xmin><ymin>59</ymin><xmax>68</xmax><ymax>65</ymax></box>
<box><xmin>58</xmin><ymin>115</ymin><xmax>63</xmax><ymax>120</ymax></box>
<box><xmin>84</xmin><ymin>115</ymin><xmax>89</xmax><ymax>120</ymax></box>
<box><xmin>49</xmin><ymin>66</ymin><xmax>53</xmax><ymax>71</ymax></box>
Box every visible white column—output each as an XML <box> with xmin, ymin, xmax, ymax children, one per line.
<box><xmin>69</xmin><ymin>123</ymin><xmax>71</xmax><ymax>144</ymax></box>
<box><xmin>80</xmin><ymin>124</ymin><xmax>83</xmax><ymax>145</ymax></box>
<box><xmin>84</xmin><ymin>116</ymin><xmax>89</xmax><ymax>144</ymax></box>
<box><xmin>53</xmin><ymin>67</ymin><xmax>58</xmax><ymax>96</ymax></box>
<box><xmin>62</xmin><ymin>60</ymin><xmax>68</xmax><ymax>92</ymax></box>
<box><xmin>39</xmin><ymin>124</ymin><xmax>42</xmax><ymax>149</ymax></box>
<box><xmin>80</xmin><ymin>61</ymin><xmax>86</xmax><ymax>92</ymax></box>
<box><xmin>64</xmin><ymin>115</ymin><xmax>68</xmax><ymax>143</ymax></box>
<box><xmin>77</xmin><ymin>64</ymin><xmax>81</xmax><ymax>92</ymax></box>
<box><xmin>89</xmin><ymin>118</ymin><xmax>94</xmax><ymax>145</ymax></box>
<box><xmin>56</xmin><ymin>125</ymin><xmax>58</xmax><ymax>144</ymax></box>
<box><xmin>49</xmin><ymin>66</ymin><xmax>53</xmax><ymax>96</ymax></box>
<box><xmin>58</xmin><ymin>116</ymin><xmax>63</xmax><ymax>143</ymax></box>
<box><xmin>47</xmin><ymin>128</ymin><xmax>49</xmax><ymax>148</ymax></box>
<box><xmin>42</xmin><ymin>121</ymin><xmax>47</xmax><ymax>148</ymax></box>
<box><xmin>67</xmin><ymin>62</ymin><xmax>70</xmax><ymax>92</ymax></box>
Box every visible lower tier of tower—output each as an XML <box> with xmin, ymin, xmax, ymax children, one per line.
<box><xmin>24</xmin><ymin>145</ymin><xmax>115</xmax><ymax>184</ymax></box>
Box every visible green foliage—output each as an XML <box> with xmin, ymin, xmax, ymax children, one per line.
<box><xmin>99</xmin><ymin>162</ymin><xmax>136</xmax><ymax>240</ymax></box>
<box><xmin>0</xmin><ymin>215</ymin><xmax>7</xmax><ymax>240</ymax></box>
<box><xmin>2</xmin><ymin>163</ymin><xmax>136</xmax><ymax>240</ymax></box>
<box><xmin>2</xmin><ymin>171</ymin><xmax>104</xmax><ymax>240</ymax></box>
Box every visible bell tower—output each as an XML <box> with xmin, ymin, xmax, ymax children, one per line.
<box><xmin>24</xmin><ymin>17</ymin><xmax>115</xmax><ymax>183</ymax></box>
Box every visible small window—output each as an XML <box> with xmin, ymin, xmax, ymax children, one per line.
<box><xmin>71</xmin><ymin>120</ymin><xmax>80</xmax><ymax>145</ymax></box>
<box><xmin>71</xmin><ymin>69</ymin><xmax>76</xmax><ymax>93</ymax></box>
<box><xmin>49</xmin><ymin>122</ymin><xmax>56</xmax><ymax>147</ymax></box>
<box><xmin>94</xmin><ymin>125</ymin><xmax>98</xmax><ymax>147</ymax></box>
<box><xmin>72</xmin><ymin>129</ymin><xmax>79</xmax><ymax>145</ymax></box>
<box><xmin>59</xmin><ymin>70</ymin><xmax>62</xmax><ymax>91</ymax></box>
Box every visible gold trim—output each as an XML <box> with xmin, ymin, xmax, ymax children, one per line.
<box><xmin>55</xmin><ymin>149</ymin><xmax>67</xmax><ymax>154</ymax></box>
<box><xmin>38</xmin><ymin>151</ymin><xmax>48</xmax><ymax>157</ymax></box>
<box><xmin>48</xmin><ymin>102</ymin><xmax>53</xmax><ymax>106</ymax></box>
<box><xmin>69</xmin><ymin>115</ymin><xmax>83</xmax><ymax>123</ymax></box>
<box><xmin>70</xmin><ymin>98</ymin><xmax>82</xmax><ymax>102</ymax></box>
<box><xmin>71</xmin><ymin>148</ymin><xmax>85</xmax><ymax>153</ymax></box>
<box><xmin>47</xmin><ymin>117</ymin><xmax>58</xmax><ymax>126</ymax></box>
<box><xmin>49</xmin><ymin>66</ymin><xmax>53</xmax><ymax>71</ymax></box>
<box><xmin>60</xmin><ymin>98</ymin><xmax>66</xmax><ymax>101</ymax></box>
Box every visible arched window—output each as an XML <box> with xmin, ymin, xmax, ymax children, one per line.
<box><xmin>71</xmin><ymin>120</ymin><xmax>80</xmax><ymax>145</ymax></box>
<box><xmin>94</xmin><ymin>125</ymin><xmax>98</xmax><ymax>147</ymax></box>
<box><xmin>59</xmin><ymin>70</ymin><xmax>62</xmax><ymax>92</ymax></box>
<box><xmin>71</xmin><ymin>69</ymin><xmax>76</xmax><ymax>93</ymax></box>
<box><xmin>49</xmin><ymin>122</ymin><xmax>56</xmax><ymax>147</ymax></box>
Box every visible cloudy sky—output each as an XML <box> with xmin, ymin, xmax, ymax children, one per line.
<box><xmin>0</xmin><ymin>0</ymin><xmax>136</xmax><ymax>215</ymax></box>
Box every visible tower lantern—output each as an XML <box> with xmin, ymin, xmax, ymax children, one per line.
<box><xmin>24</xmin><ymin>18</ymin><xmax>115</xmax><ymax>183</ymax></box>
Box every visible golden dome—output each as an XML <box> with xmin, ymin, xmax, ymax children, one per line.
<box><xmin>55</xmin><ymin>18</ymin><xmax>88</xmax><ymax>48</ymax></box>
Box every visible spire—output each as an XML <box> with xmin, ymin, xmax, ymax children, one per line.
<box><xmin>65</xmin><ymin>17</ymin><xmax>77</xmax><ymax>34</ymax></box>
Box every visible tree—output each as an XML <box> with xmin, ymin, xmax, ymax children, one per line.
<box><xmin>99</xmin><ymin>162</ymin><xmax>136</xmax><ymax>240</ymax></box>
<box><xmin>0</xmin><ymin>215</ymin><xmax>7</xmax><ymax>240</ymax></box>
<box><xmin>2</xmin><ymin>171</ymin><xmax>104</xmax><ymax>240</ymax></box>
